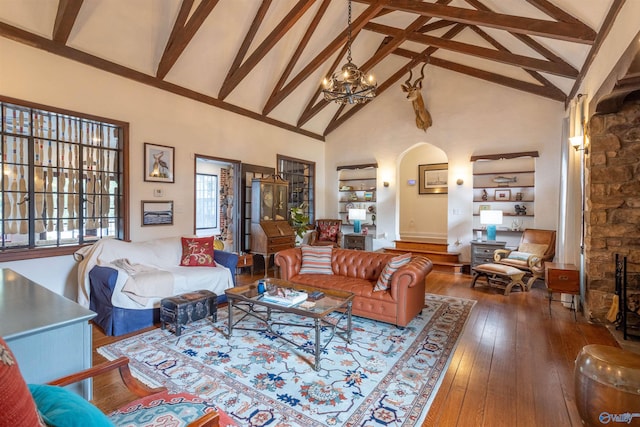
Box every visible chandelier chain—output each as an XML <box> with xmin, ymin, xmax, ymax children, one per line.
<box><xmin>347</xmin><ymin>0</ymin><xmax>352</xmax><ymax>63</ymax></box>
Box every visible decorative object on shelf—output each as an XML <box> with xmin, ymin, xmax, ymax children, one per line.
<box><xmin>144</xmin><ymin>143</ymin><xmax>174</xmax><ymax>183</ymax></box>
<box><xmin>322</xmin><ymin>0</ymin><xmax>376</xmax><ymax>105</ymax></box>
<box><xmin>479</xmin><ymin>204</ymin><xmax>490</xmax><ymax>211</ymax></box>
<box><xmin>349</xmin><ymin>208</ymin><xmax>367</xmax><ymax>234</ymax></box>
<box><xmin>493</xmin><ymin>175</ymin><xmax>517</xmax><ymax>185</ymax></box>
<box><xmin>482</xmin><ymin>189</ymin><xmax>488</xmax><ymax>201</ymax></box>
<box><xmin>364</xmin><ymin>191</ymin><xmax>373</xmax><ymax>201</ymax></box>
<box><xmin>515</xmin><ymin>192</ymin><xmax>523</xmax><ymax>201</ymax></box>
<box><xmin>349</xmin><ymin>192</ymin><xmax>358</xmax><ymax>201</ymax></box>
<box><xmin>345</xmin><ymin>202</ymin><xmax>355</xmax><ymax>211</ymax></box>
<box><xmin>419</xmin><ymin>163</ymin><xmax>448</xmax><ymax>194</ymax></box>
<box><xmin>367</xmin><ymin>205</ymin><xmax>375</xmax><ymax>213</ymax></box>
<box><xmin>400</xmin><ymin>61</ymin><xmax>432</xmax><ymax>132</ymax></box>
<box><xmin>495</xmin><ymin>189</ymin><xmax>511</xmax><ymax>201</ymax></box>
<box><xmin>511</xmin><ymin>219</ymin><xmax>523</xmax><ymax>231</ymax></box>
<box><xmin>514</xmin><ymin>204</ymin><xmax>527</xmax><ymax>215</ymax></box>
<box><xmin>340</xmin><ymin>185</ymin><xmax>352</xmax><ymax>191</ymax></box>
<box><xmin>480</xmin><ymin>210</ymin><xmax>503</xmax><ymax>241</ymax></box>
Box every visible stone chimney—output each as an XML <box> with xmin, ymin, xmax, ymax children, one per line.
<box><xmin>585</xmin><ymin>98</ymin><xmax>640</xmax><ymax>322</ymax></box>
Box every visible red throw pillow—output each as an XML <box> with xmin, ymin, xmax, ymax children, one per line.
<box><xmin>318</xmin><ymin>223</ymin><xmax>338</xmax><ymax>242</ymax></box>
<box><xmin>0</xmin><ymin>337</ymin><xmax>45</xmax><ymax>427</ymax></box>
<box><xmin>180</xmin><ymin>237</ymin><xmax>216</xmax><ymax>267</ymax></box>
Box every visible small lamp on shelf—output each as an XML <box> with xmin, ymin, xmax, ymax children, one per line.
<box><xmin>480</xmin><ymin>210</ymin><xmax>503</xmax><ymax>241</ymax></box>
<box><xmin>349</xmin><ymin>208</ymin><xmax>367</xmax><ymax>234</ymax></box>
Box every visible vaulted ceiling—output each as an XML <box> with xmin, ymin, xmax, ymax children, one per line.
<box><xmin>0</xmin><ymin>0</ymin><xmax>625</xmax><ymax>141</ymax></box>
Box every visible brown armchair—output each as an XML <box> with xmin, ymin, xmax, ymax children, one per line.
<box><xmin>494</xmin><ymin>228</ymin><xmax>556</xmax><ymax>288</ymax></box>
<box><xmin>307</xmin><ymin>219</ymin><xmax>343</xmax><ymax>247</ymax></box>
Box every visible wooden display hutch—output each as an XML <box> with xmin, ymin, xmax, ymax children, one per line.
<box><xmin>250</xmin><ymin>175</ymin><xmax>295</xmax><ymax>277</ymax></box>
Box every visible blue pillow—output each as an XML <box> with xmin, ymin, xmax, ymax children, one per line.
<box><xmin>28</xmin><ymin>384</ymin><xmax>114</xmax><ymax>427</ymax></box>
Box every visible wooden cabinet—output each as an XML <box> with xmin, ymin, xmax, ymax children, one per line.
<box><xmin>250</xmin><ymin>175</ymin><xmax>295</xmax><ymax>276</ymax></box>
<box><xmin>338</xmin><ymin>163</ymin><xmax>377</xmax><ymax>233</ymax></box>
<box><xmin>471</xmin><ymin>152</ymin><xmax>538</xmax><ymax>246</ymax></box>
<box><xmin>344</xmin><ymin>233</ymin><xmax>373</xmax><ymax>251</ymax></box>
<box><xmin>470</xmin><ymin>240</ymin><xmax>506</xmax><ymax>268</ymax></box>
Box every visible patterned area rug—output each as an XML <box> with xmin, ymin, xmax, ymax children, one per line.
<box><xmin>99</xmin><ymin>293</ymin><xmax>475</xmax><ymax>426</ymax></box>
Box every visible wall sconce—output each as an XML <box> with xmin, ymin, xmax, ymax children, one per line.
<box><xmin>456</xmin><ymin>178</ymin><xmax>464</xmax><ymax>186</ymax></box>
<box><xmin>383</xmin><ymin>181</ymin><xmax>389</xmax><ymax>187</ymax></box>
<box><xmin>570</xmin><ymin>136</ymin><xmax>589</xmax><ymax>154</ymax></box>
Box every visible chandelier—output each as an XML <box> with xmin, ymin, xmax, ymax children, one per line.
<box><xmin>322</xmin><ymin>0</ymin><xmax>376</xmax><ymax>104</ymax></box>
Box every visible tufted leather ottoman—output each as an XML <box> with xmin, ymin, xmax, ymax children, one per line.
<box><xmin>160</xmin><ymin>290</ymin><xmax>217</xmax><ymax>336</ymax></box>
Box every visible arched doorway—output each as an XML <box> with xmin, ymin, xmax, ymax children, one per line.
<box><xmin>397</xmin><ymin>143</ymin><xmax>448</xmax><ymax>243</ymax></box>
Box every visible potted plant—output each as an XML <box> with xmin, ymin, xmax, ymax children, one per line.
<box><xmin>289</xmin><ymin>204</ymin><xmax>310</xmax><ymax>244</ymax></box>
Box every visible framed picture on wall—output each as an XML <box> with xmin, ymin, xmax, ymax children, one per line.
<box><xmin>144</xmin><ymin>143</ymin><xmax>174</xmax><ymax>183</ymax></box>
<box><xmin>418</xmin><ymin>163</ymin><xmax>448</xmax><ymax>194</ymax></box>
<box><xmin>142</xmin><ymin>200</ymin><xmax>174</xmax><ymax>226</ymax></box>
<box><xmin>495</xmin><ymin>189</ymin><xmax>511</xmax><ymax>201</ymax></box>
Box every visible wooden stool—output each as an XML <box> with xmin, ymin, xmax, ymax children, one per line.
<box><xmin>574</xmin><ymin>344</ymin><xmax>640</xmax><ymax>426</ymax></box>
<box><xmin>471</xmin><ymin>263</ymin><xmax>527</xmax><ymax>295</ymax></box>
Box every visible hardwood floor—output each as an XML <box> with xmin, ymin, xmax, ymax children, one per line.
<box><xmin>91</xmin><ymin>271</ymin><xmax>619</xmax><ymax>426</ymax></box>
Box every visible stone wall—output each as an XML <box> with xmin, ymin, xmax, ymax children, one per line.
<box><xmin>586</xmin><ymin>100</ymin><xmax>640</xmax><ymax>321</ymax></box>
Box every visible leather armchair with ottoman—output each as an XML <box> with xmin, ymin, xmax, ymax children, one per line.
<box><xmin>275</xmin><ymin>246</ymin><xmax>433</xmax><ymax>327</ymax></box>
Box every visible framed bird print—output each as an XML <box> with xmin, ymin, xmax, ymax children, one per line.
<box><xmin>144</xmin><ymin>143</ymin><xmax>174</xmax><ymax>183</ymax></box>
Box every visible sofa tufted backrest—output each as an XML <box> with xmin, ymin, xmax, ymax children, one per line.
<box><xmin>331</xmin><ymin>248</ymin><xmax>395</xmax><ymax>280</ymax></box>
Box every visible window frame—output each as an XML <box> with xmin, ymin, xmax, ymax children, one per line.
<box><xmin>0</xmin><ymin>95</ymin><xmax>129</xmax><ymax>262</ymax></box>
<box><xmin>277</xmin><ymin>154</ymin><xmax>315</xmax><ymax>224</ymax></box>
<box><xmin>195</xmin><ymin>172</ymin><xmax>219</xmax><ymax>231</ymax></box>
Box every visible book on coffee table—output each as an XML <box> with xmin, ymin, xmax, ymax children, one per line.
<box><xmin>262</xmin><ymin>288</ymin><xmax>308</xmax><ymax>307</ymax></box>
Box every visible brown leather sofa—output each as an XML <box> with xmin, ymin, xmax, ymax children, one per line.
<box><xmin>274</xmin><ymin>247</ymin><xmax>433</xmax><ymax>327</ymax></box>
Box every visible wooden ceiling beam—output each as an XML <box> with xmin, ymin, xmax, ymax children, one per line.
<box><xmin>218</xmin><ymin>0</ymin><xmax>317</xmax><ymax>100</ymax></box>
<box><xmin>297</xmin><ymin>13</ymin><xmax>435</xmax><ymax>127</ymax></box>
<box><xmin>417</xmin><ymin>20</ymin><xmax>457</xmax><ymax>33</ymax></box>
<box><xmin>466</xmin><ymin>27</ymin><xmax>566</xmax><ymax>100</ymax></box>
<box><xmin>525</xmin><ymin>0</ymin><xmax>585</xmax><ymax>25</ymax></box>
<box><xmin>156</xmin><ymin>0</ymin><xmax>219</xmax><ymax>80</ymax></box>
<box><xmin>262</xmin><ymin>1</ymin><xmax>386</xmax><ymax>116</ymax></box>
<box><xmin>0</xmin><ymin>22</ymin><xmax>323</xmax><ymax>141</ymax></box>
<box><xmin>324</xmin><ymin>24</ymin><xmax>465</xmax><ymax>135</ymax></box>
<box><xmin>52</xmin><ymin>0</ymin><xmax>83</xmax><ymax>44</ymax></box>
<box><xmin>354</xmin><ymin>0</ymin><xmax>596</xmax><ymax>43</ymax></box>
<box><xmin>567</xmin><ymin>0</ymin><xmax>626</xmax><ymax>102</ymax></box>
<box><xmin>464</xmin><ymin>0</ymin><xmax>573</xmax><ymax>66</ymax></box>
<box><xmin>366</xmin><ymin>22</ymin><xmax>578</xmax><ymax>77</ymax></box>
<box><xmin>266</xmin><ymin>0</ymin><xmax>332</xmax><ymax>113</ymax></box>
<box><xmin>218</xmin><ymin>0</ymin><xmax>273</xmax><ymax>100</ymax></box>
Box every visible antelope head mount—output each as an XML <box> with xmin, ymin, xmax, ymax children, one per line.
<box><xmin>401</xmin><ymin>62</ymin><xmax>433</xmax><ymax>132</ymax></box>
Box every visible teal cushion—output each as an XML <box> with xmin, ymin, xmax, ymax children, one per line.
<box><xmin>506</xmin><ymin>251</ymin><xmax>533</xmax><ymax>261</ymax></box>
<box><xmin>28</xmin><ymin>384</ymin><xmax>113</xmax><ymax>427</ymax></box>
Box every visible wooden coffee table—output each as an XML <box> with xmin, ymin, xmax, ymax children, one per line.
<box><xmin>224</xmin><ymin>278</ymin><xmax>354</xmax><ymax>371</ymax></box>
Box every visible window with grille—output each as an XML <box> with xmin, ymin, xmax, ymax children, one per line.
<box><xmin>195</xmin><ymin>173</ymin><xmax>218</xmax><ymax>231</ymax></box>
<box><xmin>0</xmin><ymin>99</ymin><xmax>125</xmax><ymax>253</ymax></box>
<box><xmin>277</xmin><ymin>155</ymin><xmax>314</xmax><ymax>223</ymax></box>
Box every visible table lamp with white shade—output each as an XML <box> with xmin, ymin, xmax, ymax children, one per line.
<box><xmin>349</xmin><ymin>208</ymin><xmax>367</xmax><ymax>234</ymax></box>
<box><xmin>480</xmin><ymin>210</ymin><xmax>503</xmax><ymax>241</ymax></box>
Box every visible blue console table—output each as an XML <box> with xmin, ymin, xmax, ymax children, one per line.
<box><xmin>0</xmin><ymin>268</ymin><xmax>96</xmax><ymax>398</ymax></box>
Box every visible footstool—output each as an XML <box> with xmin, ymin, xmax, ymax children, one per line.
<box><xmin>160</xmin><ymin>290</ymin><xmax>218</xmax><ymax>336</ymax></box>
<box><xmin>471</xmin><ymin>263</ymin><xmax>527</xmax><ymax>295</ymax></box>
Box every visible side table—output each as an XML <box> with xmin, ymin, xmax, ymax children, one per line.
<box><xmin>545</xmin><ymin>262</ymin><xmax>580</xmax><ymax>320</ymax></box>
<box><xmin>344</xmin><ymin>233</ymin><xmax>373</xmax><ymax>251</ymax></box>
<box><xmin>236</xmin><ymin>253</ymin><xmax>254</xmax><ymax>278</ymax></box>
<box><xmin>470</xmin><ymin>240</ymin><xmax>506</xmax><ymax>268</ymax></box>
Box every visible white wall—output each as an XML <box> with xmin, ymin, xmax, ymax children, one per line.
<box><xmin>0</xmin><ymin>38</ymin><xmax>324</xmax><ymax>296</ymax></box>
<box><xmin>326</xmin><ymin>66</ymin><xmax>564</xmax><ymax>260</ymax></box>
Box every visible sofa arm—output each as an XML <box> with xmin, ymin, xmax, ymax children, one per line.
<box><xmin>214</xmin><ymin>251</ymin><xmax>239</xmax><ymax>286</ymax></box>
<box><xmin>494</xmin><ymin>249</ymin><xmax>512</xmax><ymax>262</ymax></box>
<box><xmin>274</xmin><ymin>248</ymin><xmax>302</xmax><ymax>280</ymax></box>
<box><xmin>389</xmin><ymin>256</ymin><xmax>433</xmax><ymax>299</ymax></box>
